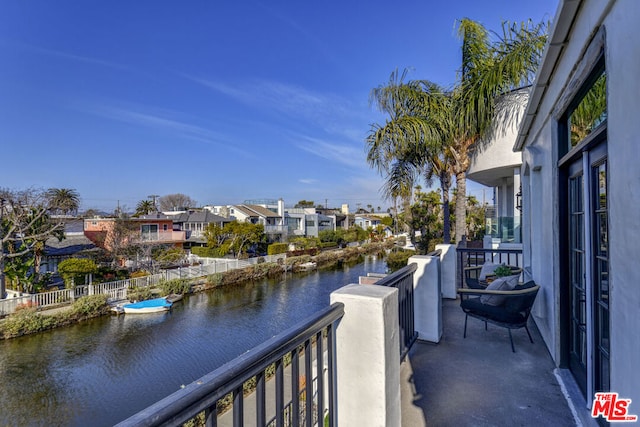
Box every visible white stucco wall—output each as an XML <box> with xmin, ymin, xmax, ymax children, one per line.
<box><xmin>520</xmin><ymin>0</ymin><xmax>640</xmax><ymax>409</ymax></box>
<box><xmin>467</xmin><ymin>90</ymin><xmax>527</xmax><ymax>187</ymax></box>
<box><xmin>601</xmin><ymin>0</ymin><xmax>640</xmax><ymax>403</ymax></box>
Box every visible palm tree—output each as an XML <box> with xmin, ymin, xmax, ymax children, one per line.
<box><xmin>367</xmin><ymin>19</ymin><xmax>546</xmax><ymax>243</ymax></box>
<box><xmin>451</xmin><ymin>18</ymin><xmax>546</xmax><ymax>241</ymax></box>
<box><xmin>135</xmin><ymin>200</ymin><xmax>156</xmax><ymax>217</ymax></box>
<box><xmin>46</xmin><ymin>188</ymin><xmax>80</xmax><ymax>216</ymax></box>
<box><xmin>367</xmin><ymin>71</ymin><xmax>454</xmax><ymax>243</ymax></box>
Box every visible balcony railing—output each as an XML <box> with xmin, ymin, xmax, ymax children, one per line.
<box><xmin>116</xmin><ymin>302</ymin><xmax>345</xmax><ymax>427</ymax></box>
<box><xmin>264</xmin><ymin>225</ymin><xmax>288</xmax><ymax>234</ymax></box>
<box><xmin>117</xmin><ymin>257</ymin><xmax>421</xmax><ymax>426</ymax></box>
<box><xmin>139</xmin><ymin>230</ymin><xmax>187</xmax><ymax>242</ymax></box>
<box><xmin>456</xmin><ymin>246</ymin><xmax>523</xmax><ymax>289</ymax></box>
<box><xmin>374</xmin><ymin>262</ymin><xmax>418</xmax><ymax>361</ymax></box>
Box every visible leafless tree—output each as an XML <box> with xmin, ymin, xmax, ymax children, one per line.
<box><xmin>1</xmin><ymin>188</ymin><xmax>65</xmax><ymax>298</ymax></box>
<box><xmin>159</xmin><ymin>193</ymin><xmax>196</xmax><ymax>212</ymax></box>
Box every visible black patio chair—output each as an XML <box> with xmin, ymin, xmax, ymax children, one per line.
<box><xmin>457</xmin><ymin>280</ymin><xmax>539</xmax><ymax>352</ymax></box>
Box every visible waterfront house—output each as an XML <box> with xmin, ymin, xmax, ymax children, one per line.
<box><xmin>42</xmin><ymin>218</ymin><xmax>99</xmax><ymax>276</ymax></box>
<box><xmin>165</xmin><ymin>210</ymin><xmax>231</xmax><ymax>249</ymax></box>
<box><xmin>354</xmin><ymin>215</ymin><xmax>382</xmax><ymax>229</ymax></box>
<box><xmin>466</xmin><ymin>88</ymin><xmax>529</xmax><ymax>250</ymax></box>
<box><xmin>84</xmin><ymin>215</ymin><xmax>186</xmax><ymax>251</ymax></box>
<box><xmin>511</xmin><ymin>0</ymin><xmax>639</xmax><ymax>423</ymax></box>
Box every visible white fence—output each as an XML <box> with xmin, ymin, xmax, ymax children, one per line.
<box><xmin>0</xmin><ymin>254</ymin><xmax>287</xmax><ymax>317</ymax></box>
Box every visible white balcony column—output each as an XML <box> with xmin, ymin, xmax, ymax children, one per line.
<box><xmin>330</xmin><ymin>284</ymin><xmax>400</xmax><ymax>427</ymax></box>
<box><xmin>499</xmin><ymin>178</ymin><xmax>509</xmax><ymax>217</ymax></box>
<box><xmin>409</xmin><ymin>255</ymin><xmax>443</xmax><ymax>343</ymax></box>
<box><xmin>435</xmin><ymin>244</ymin><xmax>457</xmax><ymax>299</ymax></box>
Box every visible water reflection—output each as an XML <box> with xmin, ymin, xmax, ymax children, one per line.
<box><xmin>0</xmin><ymin>256</ymin><xmax>385</xmax><ymax>426</ymax></box>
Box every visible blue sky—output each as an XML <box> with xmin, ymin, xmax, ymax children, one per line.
<box><xmin>0</xmin><ymin>0</ymin><xmax>558</xmax><ymax>212</ymax></box>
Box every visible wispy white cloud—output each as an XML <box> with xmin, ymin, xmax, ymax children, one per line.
<box><xmin>182</xmin><ymin>76</ymin><xmax>369</xmax><ymax>137</ymax></box>
<box><xmin>255</xmin><ymin>2</ymin><xmax>338</xmax><ymax>66</ymax></box>
<box><xmin>299</xmin><ymin>178</ymin><xmax>318</xmax><ymax>185</ymax></box>
<box><xmin>89</xmin><ymin>105</ymin><xmax>253</xmax><ymax>158</ymax></box>
<box><xmin>3</xmin><ymin>40</ymin><xmax>130</xmax><ymax>71</ymax></box>
<box><xmin>293</xmin><ymin>134</ymin><xmax>367</xmax><ymax>170</ymax></box>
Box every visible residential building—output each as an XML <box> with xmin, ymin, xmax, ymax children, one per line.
<box><xmin>42</xmin><ymin>219</ymin><xmax>99</xmax><ymax>275</ymax></box>
<box><xmin>204</xmin><ymin>199</ymin><xmax>339</xmax><ymax>240</ymax></box>
<box><xmin>466</xmin><ymin>88</ymin><xmax>528</xmax><ymax>249</ymax></box>
<box><xmin>354</xmin><ymin>215</ymin><xmax>382</xmax><ymax>229</ymax></box>
<box><xmin>84</xmin><ymin>215</ymin><xmax>186</xmax><ymax>250</ymax></box>
<box><xmin>509</xmin><ymin>0</ymin><xmax>639</xmax><ymax>422</ymax></box>
<box><xmin>165</xmin><ymin>210</ymin><xmax>231</xmax><ymax>248</ymax></box>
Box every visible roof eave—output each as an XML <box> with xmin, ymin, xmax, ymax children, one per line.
<box><xmin>514</xmin><ymin>0</ymin><xmax>582</xmax><ymax>152</ymax></box>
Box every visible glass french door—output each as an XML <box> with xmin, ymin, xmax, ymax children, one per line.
<box><xmin>564</xmin><ymin>142</ymin><xmax>609</xmax><ymax>398</ymax></box>
<box><xmin>567</xmin><ymin>164</ymin><xmax>587</xmax><ymax>393</ymax></box>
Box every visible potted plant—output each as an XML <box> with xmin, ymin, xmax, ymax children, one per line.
<box><xmin>493</xmin><ymin>264</ymin><xmax>513</xmax><ymax>278</ymax></box>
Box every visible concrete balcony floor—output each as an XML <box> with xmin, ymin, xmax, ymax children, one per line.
<box><xmin>401</xmin><ymin>298</ymin><xmax>578</xmax><ymax>427</ymax></box>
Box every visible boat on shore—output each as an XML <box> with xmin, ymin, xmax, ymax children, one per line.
<box><xmin>121</xmin><ymin>298</ymin><xmax>173</xmax><ymax>314</ymax></box>
<box><xmin>165</xmin><ymin>294</ymin><xmax>184</xmax><ymax>303</ymax></box>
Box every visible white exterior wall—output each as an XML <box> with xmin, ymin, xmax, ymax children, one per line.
<box><xmin>466</xmin><ymin>90</ymin><xmax>526</xmax><ymax>186</ymax></box>
<box><xmin>602</xmin><ymin>0</ymin><xmax>640</xmax><ymax>403</ymax></box>
<box><xmin>520</xmin><ymin>0</ymin><xmax>640</xmax><ymax>409</ymax></box>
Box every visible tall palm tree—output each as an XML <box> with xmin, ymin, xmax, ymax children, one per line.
<box><xmin>135</xmin><ymin>199</ymin><xmax>156</xmax><ymax>217</ymax></box>
<box><xmin>46</xmin><ymin>188</ymin><xmax>80</xmax><ymax>216</ymax></box>
<box><xmin>452</xmin><ymin>18</ymin><xmax>546</xmax><ymax>241</ymax></box>
<box><xmin>367</xmin><ymin>19</ymin><xmax>546</xmax><ymax>243</ymax></box>
<box><xmin>367</xmin><ymin>71</ymin><xmax>454</xmax><ymax>243</ymax></box>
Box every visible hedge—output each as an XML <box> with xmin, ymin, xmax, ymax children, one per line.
<box><xmin>191</xmin><ymin>246</ymin><xmax>219</xmax><ymax>258</ymax></box>
<box><xmin>267</xmin><ymin>243</ymin><xmax>288</xmax><ymax>255</ymax></box>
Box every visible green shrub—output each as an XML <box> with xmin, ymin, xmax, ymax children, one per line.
<box><xmin>159</xmin><ymin>278</ymin><xmax>191</xmax><ymax>295</ymax></box>
<box><xmin>386</xmin><ymin>249</ymin><xmax>414</xmax><ymax>272</ymax></box>
<box><xmin>267</xmin><ymin>243</ymin><xmax>288</xmax><ymax>255</ymax></box>
<box><xmin>0</xmin><ymin>308</ymin><xmax>57</xmax><ymax>338</ymax></box>
<box><xmin>206</xmin><ymin>273</ymin><xmax>224</xmax><ymax>288</ymax></box>
<box><xmin>70</xmin><ymin>294</ymin><xmax>109</xmax><ymax>316</ymax></box>
<box><xmin>130</xmin><ymin>270</ymin><xmax>150</xmax><ymax>278</ymax></box>
<box><xmin>127</xmin><ymin>287</ymin><xmax>154</xmax><ymax>302</ymax></box>
<box><xmin>191</xmin><ymin>246</ymin><xmax>221</xmax><ymax>258</ymax></box>
<box><xmin>58</xmin><ymin>258</ymin><xmax>98</xmax><ymax>287</ymax></box>
<box><xmin>320</xmin><ymin>241</ymin><xmax>338</xmax><ymax>249</ymax></box>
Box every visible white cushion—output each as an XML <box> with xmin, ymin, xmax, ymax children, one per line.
<box><xmin>478</xmin><ymin>262</ymin><xmax>500</xmax><ymax>280</ymax></box>
<box><xmin>480</xmin><ymin>274</ymin><xmax>520</xmax><ymax>306</ymax></box>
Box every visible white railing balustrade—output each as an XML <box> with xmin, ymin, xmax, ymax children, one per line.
<box><xmin>33</xmin><ymin>289</ymin><xmax>74</xmax><ymax>307</ymax></box>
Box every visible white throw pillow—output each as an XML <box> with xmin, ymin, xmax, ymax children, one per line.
<box><xmin>480</xmin><ymin>274</ymin><xmax>520</xmax><ymax>306</ymax></box>
<box><xmin>479</xmin><ymin>262</ymin><xmax>500</xmax><ymax>280</ymax></box>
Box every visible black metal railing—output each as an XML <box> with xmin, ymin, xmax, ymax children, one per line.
<box><xmin>116</xmin><ymin>302</ymin><xmax>345</xmax><ymax>427</ymax></box>
<box><xmin>456</xmin><ymin>247</ymin><xmax>523</xmax><ymax>289</ymax></box>
<box><xmin>376</xmin><ymin>262</ymin><xmax>418</xmax><ymax>360</ymax></box>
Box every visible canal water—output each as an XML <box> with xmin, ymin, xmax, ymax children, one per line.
<box><xmin>0</xmin><ymin>255</ymin><xmax>386</xmax><ymax>426</ymax></box>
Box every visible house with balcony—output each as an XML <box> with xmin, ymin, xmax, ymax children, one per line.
<box><xmin>166</xmin><ymin>210</ymin><xmax>231</xmax><ymax>249</ymax></box>
<box><xmin>512</xmin><ymin>0</ymin><xmax>640</xmax><ymax>423</ymax></box>
<box><xmin>116</xmin><ymin>3</ymin><xmax>640</xmax><ymax>426</ymax></box>
<box><xmin>84</xmin><ymin>215</ymin><xmax>186</xmax><ymax>251</ymax></box>
<box><xmin>283</xmin><ymin>207</ymin><xmax>336</xmax><ymax>238</ymax></box>
<box><xmin>466</xmin><ymin>88</ymin><xmax>529</xmax><ymax>249</ymax></box>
